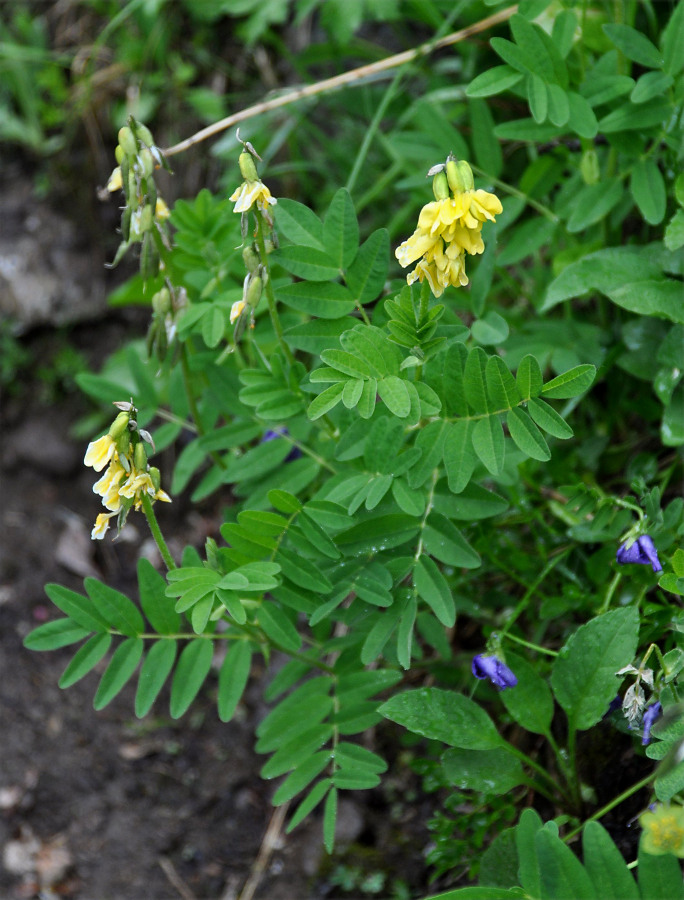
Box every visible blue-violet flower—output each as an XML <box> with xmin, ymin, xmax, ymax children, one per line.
<box><xmin>642</xmin><ymin>701</ymin><xmax>663</xmax><ymax>746</ymax></box>
<box><xmin>472</xmin><ymin>654</ymin><xmax>517</xmax><ymax>690</ymax></box>
<box><xmin>616</xmin><ymin>535</ymin><xmax>662</xmax><ymax>573</ymax></box>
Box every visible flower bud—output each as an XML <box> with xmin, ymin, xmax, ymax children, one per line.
<box><xmin>152</xmin><ymin>287</ymin><xmax>172</xmax><ymax>315</ymax></box>
<box><xmin>238</xmin><ymin>151</ymin><xmax>259</xmax><ymax>183</ymax></box>
<box><xmin>140</xmin><ymin>232</ymin><xmax>160</xmax><ymax>280</ymax></box>
<box><xmin>242</xmin><ymin>245</ymin><xmax>260</xmax><ymax>273</ymax></box>
<box><xmin>116</xmin><ymin>429</ymin><xmax>131</xmax><ymax>457</ymax></box>
<box><xmin>121</xmin><ymin>206</ymin><xmax>132</xmax><ymax>242</ymax></box>
<box><xmin>138</xmin><ymin>148</ymin><xmax>155</xmax><ymax>179</ymax></box>
<box><xmin>115</xmin><ymin>145</ymin><xmax>124</xmax><ymax>165</ymax></box>
<box><xmin>109</xmin><ymin>411</ymin><xmax>130</xmax><ymax>440</ymax></box>
<box><xmin>432</xmin><ymin>171</ymin><xmax>449</xmax><ymax>201</ymax></box>
<box><xmin>246</xmin><ymin>275</ymin><xmax>263</xmax><ymax>309</ymax></box>
<box><xmin>134</xmin><ymin>122</ymin><xmax>155</xmax><ymax>147</ymax></box>
<box><xmin>139</xmin><ymin>204</ymin><xmax>154</xmax><ymax>233</ymax></box>
<box><xmin>134</xmin><ymin>441</ymin><xmax>147</xmax><ymax>471</ymax></box>
<box><xmin>149</xmin><ymin>467</ymin><xmax>162</xmax><ymax>492</ymax></box>
<box><xmin>118</xmin><ymin>126</ymin><xmax>137</xmax><ymax>158</ymax></box>
<box><xmin>446</xmin><ymin>158</ymin><xmax>474</xmax><ymax>193</ymax></box>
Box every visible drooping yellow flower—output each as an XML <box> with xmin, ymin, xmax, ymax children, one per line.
<box><xmin>155</xmin><ymin>197</ymin><xmax>170</xmax><ymax>221</ymax></box>
<box><xmin>640</xmin><ymin>804</ymin><xmax>684</xmax><ymax>856</ymax></box>
<box><xmin>106</xmin><ymin>166</ymin><xmax>123</xmax><ymax>192</ymax></box>
<box><xmin>230</xmin><ymin>180</ymin><xmax>277</xmax><ymax>215</ymax></box>
<box><xmin>230</xmin><ymin>300</ymin><xmax>247</xmax><ymax>324</ymax></box>
<box><xmin>395</xmin><ymin>158</ymin><xmax>501</xmax><ymax>298</ymax></box>
<box><xmin>91</xmin><ymin>512</ymin><xmax>116</xmax><ymax>540</ymax></box>
<box><xmin>84</xmin><ymin>434</ymin><xmax>117</xmax><ymax>472</ymax></box>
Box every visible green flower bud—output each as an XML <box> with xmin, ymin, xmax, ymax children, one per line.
<box><xmin>446</xmin><ymin>158</ymin><xmax>474</xmax><ymax>193</ymax></box>
<box><xmin>109</xmin><ymin>411</ymin><xmax>130</xmax><ymax>440</ymax></box>
<box><xmin>127</xmin><ymin>171</ymin><xmax>138</xmax><ymax>208</ymax></box>
<box><xmin>139</xmin><ymin>204</ymin><xmax>154</xmax><ymax>233</ymax></box>
<box><xmin>115</xmin><ymin>145</ymin><xmax>124</xmax><ymax>165</ymax></box>
<box><xmin>432</xmin><ymin>171</ymin><xmax>449</xmax><ymax>201</ymax></box>
<box><xmin>121</xmin><ymin>206</ymin><xmax>132</xmax><ymax>242</ymax></box>
<box><xmin>116</xmin><ymin>429</ymin><xmax>131</xmax><ymax>457</ymax></box>
<box><xmin>138</xmin><ymin>148</ymin><xmax>155</xmax><ymax>178</ymax></box>
<box><xmin>242</xmin><ymin>245</ymin><xmax>260</xmax><ymax>273</ymax></box>
<box><xmin>140</xmin><ymin>232</ymin><xmax>160</xmax><ymax>280</ymax></box>
<box><xmin>238</xmin><ymin>151</ymin><xmax>259</xmax><ymax>183</ymax></box>
<box><xmin>246</xmin><ymin>275</ymin><xmax>263</xmax><ymax>309</ymax></box>
<box><xmin>149</xmin><ymin>467</ymin><xmax>162</xmax><ymax>491</ymax></box>
<box><xmin>152</xmin><ymin>287</ymin><xmax>171</xmax><ymax>314</ymax></box>
<box><xmin>134</xmin><ymin>441</ymin><xmax>147</xmax><ymax>471</ymax></box>
<box><xmin>118</xmin><ymin>126</ymin><xmax>137</xmax><ymax>158</ymax></box>
<box><xmin>134</xmin><ymin>122</ymin><xmax>155</xmax><ymax>147</ymax></box>
<box><xmin>580</xmin><ymin>149</ymin><xmax>600</xmax><ymax>185</ymax></box>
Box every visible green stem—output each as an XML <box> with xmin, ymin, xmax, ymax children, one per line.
<box><xmin>141</xmin><ymin>493</ymin><xmax>176</xmax><ymax>570</ymax></box>
<box><xmin>503</xmin><ymin>632</ymin><xmax>558</xmax><ymax>657</ymax></box>
<box><xmin>599</xmin><ymin>572</ymin><xmax>622</xmax><ymax>614</ymax></box>
<box><xmin>505</xmin><ymin>742</ymin><xmax>573</xmax><ymax>805</ymax></box>
<box><xmin>563</xmin><ymin>771</ymin><xmax>656</xmax><ymax>842</ymax></box>
<box><xmin>254</xmin><ymin>212</ymin><xmax>295</xmax><ymax>366</ymax></box>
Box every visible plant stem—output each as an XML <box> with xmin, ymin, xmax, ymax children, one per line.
<box><xmin>254</xmin><ymin>213</ymin><xmax>296</xmax><ymax>366</ymax></box>
<box><xmin>563</xmin><ymin>771</ymin><xmax>656</xmax><ymax>842</ymax></box>
<box><xmin>141</xmin><ymin>493</ymin><xmax>176</xmax><ymax>570</ymax></box>
<box><xmin>503</xmin><ymin>632</ymin><xmax>558</xmax><ymax>657</ymax></box>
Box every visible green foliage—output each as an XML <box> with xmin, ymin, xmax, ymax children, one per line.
<box><xmin>21</xmin><ymin>0</ymin><xmax>684</xmax><ymax>886</ymax></box>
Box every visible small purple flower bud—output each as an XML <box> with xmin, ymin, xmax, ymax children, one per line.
<box><xmin>642</xmin><ymin>702</ymin><xmax>662</xmax><ymax>746</ymax></box>
<box><xmin>261</xmin><ymin>427</ymin><xmax>301</xmax><ymax>461</ymax></box>
<box><xmin>616</xmin><ymin>535</ymin><xmax>663</xmax><ymax>573</ymax></box>
<box><xmin>472</xmin><ymin>654</ymin><xmax>517</xmax><ymax>690</ymax></box>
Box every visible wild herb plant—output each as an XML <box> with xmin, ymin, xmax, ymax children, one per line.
<box><xmin>24</xmin><ymin>1</ymin><xmax>684</xmax><ymax>895</ymax></box>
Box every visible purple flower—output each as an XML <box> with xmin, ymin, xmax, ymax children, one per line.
<box><xmin>261</xmin><ymin>427</ymin><xmax>301</xmax><ymax>461</ymax></box>
<box><xmin>472</xmin><ymin>654</ymin><xmax>517</xmax><ymax>690</ymax></box>
<box><xmin>616</xmin><ymin>535</ymin><xmax>662</xmax><ymax>573</ymax></box>
<box><xmin>642</xmin><ymin>702</ymin><xmax>662</xmax><ymax>746</ymax></box>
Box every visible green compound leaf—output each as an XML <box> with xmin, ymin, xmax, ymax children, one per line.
<box><xmin>542</xmin><ymin>365</ymin><xmax>596</xmax><ymax>399</ymax></box>
<box><xmin>286</xmin><ymin>779</ymin><xmax>332</xmax><ymax>834</ymax></box>
<box><xmin>169</xmin><ymin>638</ymin><xmax>214</xmax><ymax>718</ymax></box>
<box><xmin>380</xmin><ymin>687</ymin><xmax>502</xmax><ymax>750</ymax></box>
<box><xmin>258</xmin><ymin>603</ymin><xmax>301</xmax><ymax>653</ymax></box>
<box><xmin>582</xmin><ymin>821</ymin><xmax>639</xmax><ymax>900</ymax></box>
<box><xmin>276</xmin><ymin>281</ymin><xmax>356</xmax><ymax>319</ymax></box>
<box><xmin>85</xmin><ymin>577</ymin><xmax>145</xmax><ymax>637</ymax></box>
<box><xmin>472</xmin><ymin>415</ymin><xmax>505</xmax><ymax>475</ymax></box>
<box><xmin>507</xmin><ymin>407</ymin><xmax>551</xmax><ymax>461</ymax></box>
<box><xmin>93</xmin><ymin>638</ymin><xmax>144</xmax><ymax>710</ymax></box>
<box><xmin>528</xmin><ymin>397</ymin><xmax>574</xmax><ymax>439</ymax></box>
<box><xmin>138</xmin><ymin>558</ymin><xmax>180</xmax><ymax>634</ymax></box>
<box><xmin>631</xmin><ymin>159</ymin><xmax>667</xmax><ymax>225</ymax></box>
<box><xmin>377</xmin><ymin>375</ymin><xmax>411</xmax><ymax>418</ymax></box>
<box><xmin>414</xmin><ymin>556</ymin><xmax>456</xmax><ymax>627</ymax></box>
<box><xmin>217</xmin><ymin>640</ymin><xmax>252</xmax><ymax>723</ymax></box>
<box><xmin>443</xmin><ymin>420</ymin><xmax>476</xmax><ymax>494</ymax></box>
<box><xmin>638</xmin><ymin>843</ymin><xmax>684</xmax><ymax>900</ymax></box>
<box><xmin>602</xmin><ymin>23</ymin><xmax>663</xmax><ymax>68</ymax></box>
<box><xmin>23</xmin><ymin>618</ymin><xmax>91</xmax><ymax>651</ymax></box>
<box><xmin>277</xmin><ymin>547</ymin><xmax>332</xmax><ymax>594</ymax></box>
<box><xmin>308</xmin><ymin>382</ymin><xmax>345</xmax><ymax>420</ymax></box>
<box><xmin>323</xmin><ymin>188</ymin><xmax>359</xmax><ymax>269</ymax></box>
<box><xmin>345</xmin><ymin>228</ymin><xmax>390</xmax><ymax>305</ymax></box>
<box><xmin>59</xmin><ymin>633</ymin><xmax>112</xmax><ymax>689</ymax></box>
<box><xmin>44</xmin><ymin>583</ymin><xmax>110</xmax><ymax>633</ymax></box>
<box><xmin>273</xmin><ymin>751</ymin><xmax>331</xmax><ymax>806</ymax></box>
<box><xmin>422</xmin><ymin>513</ymin><xmax>481</xmax><ymax>568</ymax></box>
<box><xmin>535</xmin><ymin>827</ymin><xmax>597</xmax><ymax>899</ymax></box>
<box><xmin>486</xmin><ymin>355</ymin><xmax>521</xmax><ymax>409</ymax></box>
<box><xmin>551</xmin><ymin>606</ymin><xmax>639</xmax><ymax>731</ymax></box>
<box><xmin>500</xmin><ymin>652</ymin><xmax>554</xmax><ymax>736</ymax></box>
<box><xmin>274</xmin><ymin>245</ymin><xmax>340</xmax><ymax>281</ymax></box>
<box><xmin>466</xmin><ymin>65</ymin><xmax>523</xmax><ymax>98</ymax></box>
<box><xmin>261</xmin><ymin>724</ymin><xmax>333</xmax><ymax>779</ymax></box>
<box><xmin>274</xmin><ymin>198</ymin><xmax>325</xmax><ymax>249</ymax></box>
<box><xmin>516</xmin><ymin>354</ymin><xmax>543</xmax><ymax>400</ymax></box>
<box><xmin>442</xmin><ymin>746</ymin><xmax>525</xmax><ymax>794</ymax></box>
<box><xmin>607</xmin><ymin>280</ymin><xmax>684</xmax><ymax>325</ymax></box>
<box><xmin>135</xmin><ymin>639</ymin><xmax>177</xmax><ymax>717</ymax></box>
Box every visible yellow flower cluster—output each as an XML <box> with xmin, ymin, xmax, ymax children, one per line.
<box><xmin>640</xmin><ymin>804</ymin><xmax>684</xmax><ymax>857</ymax></box>
<box><xmin>84</xmin><ymin>413</ymin><xmax>170</xmax><ymax>541</ymax></box>
<box><xmin>395</xmin><ymin>158</ymin><xmax>502</xmax><ymax>297</ymax></box>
